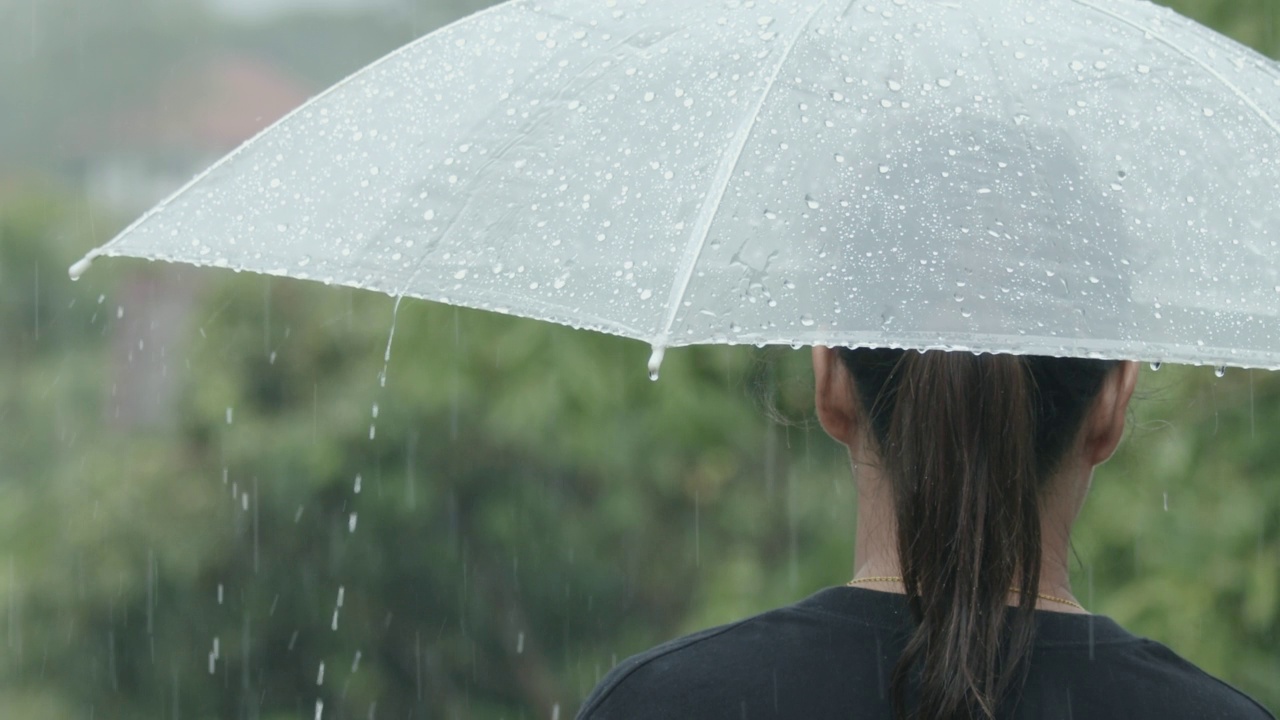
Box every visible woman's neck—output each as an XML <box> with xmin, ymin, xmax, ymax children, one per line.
<box><xmin>850</xmin><ymin>464</ymin><xmax>1086</xmax><ymax>614</ymax></box>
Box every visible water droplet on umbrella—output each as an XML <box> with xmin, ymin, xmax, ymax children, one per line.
<box><xmin>878</xmin><ymin>165</ymin><xmax>890</xmax><ymax>174</ymax></box>
<box><xmin>424</xmin><ymin>209</ymin><xmax>436</xmax><ymax>220</ymax></box>
<box><xmin>1150</xmin><ymin>361</ymin><xmax>1162</xmax><ymax>371</ymax></box>
<box><xmin>800</xmin><ymin>315</ymin><xmax>815</xmax><ymax>327</ymax></box>
<box><xmin>805</xmin><ymin>195</ymin><xmax>820</xmax><ymax>209</ymax></box>
<box><xmin>69</xmin><ymin>256</ymin><xmax>94</xmax><ymax>281</ymax></box>
<box><xmin>454</xmin><ymin>269</ymin><xmax>468</xmax><ymax>280</ymax></box>
<box><xmin>1203</xmin><ymin>107</ymin><xmax>1215</xmax><ymax>117</ymax></box>
<box><xmin>648</xmin><ymin>346</ymin><xmax>666</xmax><ymax>381</ymax></box>
<box><xmin>1215</xmin><ymin>365</ymin><xmax>1227</xmax><ymax>378</ymax></box>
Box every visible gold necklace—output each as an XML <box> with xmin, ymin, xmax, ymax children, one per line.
<box><xmin>845</xmin><ymin>576</ymin><xmax>1085</xmax><ymax>612</ymax></box>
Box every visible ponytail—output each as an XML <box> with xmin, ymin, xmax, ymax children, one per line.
<box><xmin>838</xmin><ymin>349</ymin><xmax>1116</xmax><ymax>719</ymax></box>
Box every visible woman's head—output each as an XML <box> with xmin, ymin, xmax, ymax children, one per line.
<box><xmin>812</xmin><ymin>348</ymin><xmax>1138</xmax><ymax>720</ymax></box>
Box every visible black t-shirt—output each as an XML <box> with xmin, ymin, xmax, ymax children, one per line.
<box><xmin>578</xmin><ymin>586</ymin><xmax>1275</xmax><ymax>719</ymax></box>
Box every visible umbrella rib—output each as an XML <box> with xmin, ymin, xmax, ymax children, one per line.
<box><xmin>1069</xmin><ymin>0</ymin><xmax>1280</xmax><ymax>138</ymax></box>
<box><xmin>653</xmin><ymin>0</ymin><xmax>829</xmax><ymax>348</ymax></box>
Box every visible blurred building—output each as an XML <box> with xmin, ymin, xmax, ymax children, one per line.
<box><xmin>73</xmin><ymin>53</ymin><xmax>311</xmax><ymax>218</ymax></box>
<box><xmin>65</xmin><ymin>53</ymin><xmax>312</xmax><ymax>427</ymax></box>
<box><xmin>207</xmin><ymin>0</ymin><xmax>400</xmax><ymax>21</ymax></box>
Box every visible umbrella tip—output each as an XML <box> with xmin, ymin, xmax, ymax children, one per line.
<box><xmin>647</xmin><ymin>345</ymin><xmax>666</xmax><ymax>382</ymax></box>
<box><xmin>68</xmin><ymin>254</ymin><xmax>95</xmax><ymax>282</ymax></box>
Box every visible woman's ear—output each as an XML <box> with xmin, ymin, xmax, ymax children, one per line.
<box><xmin>813</xmin><ymin>346</ymin><xmax>859</xmax><ymax>448</ymax></box>
<box><xmin>1083</xmin><ymin>360</ymin><xmax>1140</xmax><ymax>467</ymax></box>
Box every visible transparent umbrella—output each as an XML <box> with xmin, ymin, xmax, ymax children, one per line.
<box><xmin>70</xmin><ymin>0</ymin><xmax>1280</xmax><ymax>378</ymax></box>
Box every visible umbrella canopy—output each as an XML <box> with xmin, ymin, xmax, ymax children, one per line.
<box><xmin>71</xmin><ymin>0</ymin><xmax>1280</xmax><ymax>376</ymax></box>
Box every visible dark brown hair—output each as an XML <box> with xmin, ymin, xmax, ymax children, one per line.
<box><xmin>837</xmin><ymin>348</ymin><xmax>1119</xmax><ymax>720</ymax></box>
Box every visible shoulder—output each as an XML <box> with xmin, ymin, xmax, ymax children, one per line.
<box><xmin>575</xmin><ymin>593</ymin><xmax>902</xmax><ymax>719</ymax></box>
<box><xmin>575</xmin><ymin>619</ymin><xmax>752</xmax><ymax>720</ymax></box>
<box><xmin>1126</xmin><ymin>639</ymin><xmax>1276</xmax><ymax>719</ymax></box>
<box><xmin>1034</xmin><ymin>634</ymin><xmax>1276</xmax><ymax>719</ymax></box>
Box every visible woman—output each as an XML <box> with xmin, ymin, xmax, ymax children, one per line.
<box><xmin>578</xmin><ymin>349</ymin><xmax>1275</xmax><ymax>719</ymax></box>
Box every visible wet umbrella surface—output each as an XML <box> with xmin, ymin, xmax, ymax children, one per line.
<box><xmin>71</xmin><ymin>0</ymin><xmax>1280</xmax><ymax>375</ymax></box>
